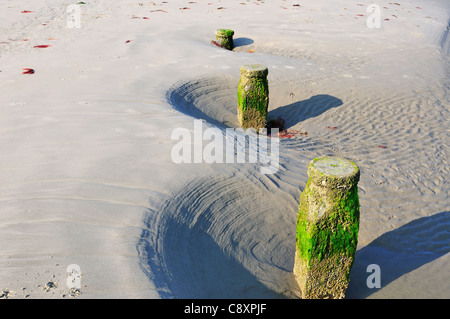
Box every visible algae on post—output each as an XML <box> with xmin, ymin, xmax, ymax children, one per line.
<box><xmin>237</xmin><ymin>65</ymin><xmax>269</xmax><ymax>131</ymax></box>
<box><xmin>215</xmin><ymin>29</ymin><xmax>234</xmax><ymax>50</ymax></box>
<box><xmin>294</xmin><ymin>156</ymin><xmax>360</xmax><ymax>299</ymax></box>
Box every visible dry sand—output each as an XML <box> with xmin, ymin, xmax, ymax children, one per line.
<box><xmin>0</xmin><ymin>0</ymin><xmax>448</xmax><ymax>298</ymax></box>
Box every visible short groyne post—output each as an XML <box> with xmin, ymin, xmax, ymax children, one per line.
<box><xmin>237</xmin><ymin>64</ymin><xmax>269</xmax><ymax>131</ymax></box>
<box><xmin>214</xmin><ymin>29</ymin><xmax>234</xmax><ymax>50</ymax></box>
<box><xmin>293</xmin><ymin>156</ymin><xmax>360</xmax><ymax>299</ymax></box>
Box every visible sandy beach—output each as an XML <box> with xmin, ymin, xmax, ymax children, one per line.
<box><xmin>0</xmin><ymin>0</ymin><xmax>449</xmax><ymax>299</ymax></box>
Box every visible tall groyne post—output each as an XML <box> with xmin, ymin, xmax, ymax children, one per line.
<box><xmin>237</xmin><ymin>64</ymin><xmax>269</xmax><ymax>132</ymax></box>
<box><xmin>293</xmin><ymin>156</ymin><xmax>360</xmax><ymax>299</ymax></box>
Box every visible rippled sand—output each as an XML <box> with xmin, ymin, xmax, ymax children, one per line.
<box><xmin>0</xmin><ymin>0</ymin><xmax>448</xmax><ymax>298</ymax></box>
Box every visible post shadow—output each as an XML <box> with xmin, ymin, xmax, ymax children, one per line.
<box><xmin>439</xmin><ymin>19</ymin><xmax>449</xmax><ymax>55</ymax></box>
<box><xmin>233</xmin><ymin>37</ymin><xmax>254</xmax><ymax>48</ymax></box>
<box><xmin>168</xmin><ymin>82</ymin><xmax>343</xmax><ymax>131</ymax></box>
<box><xmin>268</xmin><ymin>94</ymin><xmax>343</xmax><ymax>129</ymax></box>
<box><xmin>346</xmin><ymin>211</ymin><xmax>450</xmax><ymax>298</ymax></box>
<box><xmin>166</xmin><ymin>78</ymin><xmax>242</xmax><ymax>129</ymax></box>
<box><xmin>166</xmin><ymin>84</ymin><xmax>232</xmax><ymax>129</ymax></box>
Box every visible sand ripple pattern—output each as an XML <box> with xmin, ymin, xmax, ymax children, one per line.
<box><xmin>166</xmin><ymin>73</ymin><xmax>448</xmax><ymax>224</ymax></box>
<box><xmin>138</xmin><ymin>175</ymin><xmax>300</xmax><ymax>298</ymax></box>
<box><xmin>141</xmin><ymin>21</ymin><xmax>449</xmax><ymax>298</ymax></box>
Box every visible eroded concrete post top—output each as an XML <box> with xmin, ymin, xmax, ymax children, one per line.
<box><xmin>308</xmin><ymin>156</ymin><xmax>360</xmax><ymax>189</ymax></box>
<box><xmin>239</xmin><ymin>64</ymin><xmax>269</xmax><ymax>78</ymax></box>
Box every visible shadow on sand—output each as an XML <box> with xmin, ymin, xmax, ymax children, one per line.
<box><xmin>347</xmin><ymin>211</ymin><xmax>450</xmax><ymax>298</ymax></box>
<box><xmin>233</xmin><ymin>37</ymin><xmax>254</xmax><ymax>48</ymax></box>
<box><xmin>268</xmin><ymin>94</ymin><xmax>343</xmax><ymax>129</ymax></box>
<box><xmin>138</xmin><ymin>197</ymin><xmax>448</xmax><ymax>299</ymax></box>
<box><xmin>167</xmin><ymin>75</ymin><xmax>344</xmax><ymax>131</ymax></box>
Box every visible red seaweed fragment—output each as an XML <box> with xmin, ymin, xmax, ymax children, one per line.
<box><xmin>22</xmin><ymin>68</ymin><xmax>35</xmax><ymax>74</ymax></box>
<box><xmin>211</xmin><ymin>40</ymin><xmax>222</xmax><ymax>47</ymax></box>
<box><xmin>33</xmin><ymin>45</ymin><xmax>51</xmax><ymax>48</ymax></box>
<box><xmin>267</xmin><ymin>118</ymin><xmax>307</xmax><ymax>138</ymax></box>
<box><xmin>277</xmin><ymin>130</ymin><xmax>307</xmax><ymax>139</ymax></box>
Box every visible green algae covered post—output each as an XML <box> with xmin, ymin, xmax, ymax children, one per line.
<box><xmin>293</xmin><ymin>156</ymin><xmax>360</xmax><ymax>299</ymax></box>
<box><xmin>215</xmin><ymin>29</ymin><xmax>234</xmax><ymax>50</ymax></box>
<box><xmin>237</xmin><ymin>64</ymin><xmax>269</xmax><ymax>131</ymax></box>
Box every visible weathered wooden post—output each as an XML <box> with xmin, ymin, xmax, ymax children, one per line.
<box><xmin>237</xmin><ymin>64</ymin><xmax>269</xmax><ymax>131</ymax></box>
<box><xmin>214</xmin><ymin>29</ymin><xmax>234</xmax><ymax>50</ymax></box>
<box><xmin>293</xmin><ymin>156</ymin><xmax>360</xmax><ymax>299</ymax></box>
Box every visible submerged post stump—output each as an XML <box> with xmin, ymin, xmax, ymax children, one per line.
<box><xmin>293</xmin><ymin>156</ymin><xmax>360</xmax><ymax>299</ymax></box>
<box><xmin>237</xmin><ymin>64</ymin><xmax>269</xmax><ymax>131</ymax></box>
<box><xmin>214</xmin><ymin>29</ymin><xmax>234</xmax><ymax>50</ymax></box>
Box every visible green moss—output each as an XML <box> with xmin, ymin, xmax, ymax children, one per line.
<box><xmin>238</xmin><ymin>107</ymin><xmax>267</xmax><ymax>130</ymax></box>
<box><xmin>215</xmin><ymin>29</ymin><xmax>234</xmax><ymax>50</ymax></box>
<box><xmin>294</xmin><ymin>156</ymin><xmax>360</xmax><ymax>298</ymax></box>
<box><xmin>295</xmin><ymin>181</ymin><xmax>360</xmax><ymax>268</ymax></box>
<box><xmin>216</xmin><ymin>29</ymin><xmax>234</xmax><ymax>37</ymax></box>
<box><xmin>237</xmin><ymin>76</ymin><xmax>268</xmax><ymax>126</ymax></box>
